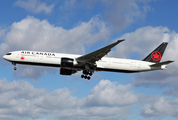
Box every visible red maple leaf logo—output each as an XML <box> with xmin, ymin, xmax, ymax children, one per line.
<box><xmin>21</xmin><ymin>56</ymin><xmax>25</xmax><ymax>60</ymax></box>
<box><xmin>151</xmin><ymin>51</ymin><xmax>161</xmax><ymax>61</ymax></box>
<box><xmin>153</xmin><ymin>52</ymin><xmax>160</xmax><ymax>59</ymax></box>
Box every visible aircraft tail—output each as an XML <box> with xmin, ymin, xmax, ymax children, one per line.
<box><xmin>143</xmin><ymin>42</ymin><xmax>168</xmax><ymax>63</ymax></box>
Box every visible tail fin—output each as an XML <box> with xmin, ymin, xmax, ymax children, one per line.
<box><xmin>143</xmin><ymin>42</ymin><xmax>168</xmax><ymax>63</ymax></box>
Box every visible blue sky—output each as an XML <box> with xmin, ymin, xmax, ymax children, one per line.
<box><xmin>0</xmin><ymin>0</ymin><xmax>178</xmax><ymax>120</ymax></box>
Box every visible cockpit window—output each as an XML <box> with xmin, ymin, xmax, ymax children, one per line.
<box><xmin>6</xmin><ymin>53</ymin><xmax>12</xmax><ymax>55</ymax></box>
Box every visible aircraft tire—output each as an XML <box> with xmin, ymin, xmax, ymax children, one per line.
<box><xmin>89</xmin><ymin>72</ymin><xmax>92</xmax><ymax>76</ymax></box>
<box><xmin>14</xmin><ymin>67</ymin><xmax>17</xmax><ymax>70</ymax></box>
<box><xmin>84</xmin><ymin>75</ymin><xmax>87</xmax><ymax>79</ymax></box>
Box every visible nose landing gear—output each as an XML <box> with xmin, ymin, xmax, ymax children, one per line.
<box><xmin>12</xmin><ymin>62</ymin><xmax>17</xmax><ymax>70</ymax></box>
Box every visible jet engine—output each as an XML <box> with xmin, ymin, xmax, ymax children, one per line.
<box><xmin>60</xmin><ymin>58</ymin><xmax>76</xmax><ymax>75</ymax></box>
<box><xmin>61</xmin><ymin>58</ymin><xmax>74</xmax><ymax>68</ymax></box>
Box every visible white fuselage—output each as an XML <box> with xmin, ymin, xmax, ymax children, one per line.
<box><xmin>3</xmin><ymin>50</ymin><xmax>166</xmax><ymax>73</ymax></box>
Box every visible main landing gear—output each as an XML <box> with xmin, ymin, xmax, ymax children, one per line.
<box><xmin>12</xmin><ymin>62</ymin><xmax>17</xmax><ymax>70</ymax></box>
<box><xmin>81</xmin><ymin>70</ymin><xmax>93</xmax><ymax>80</ymax></box>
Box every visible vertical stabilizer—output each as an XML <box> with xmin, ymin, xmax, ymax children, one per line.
<box><xmin>143</xmin><ymin>42</ymin><xmax>168</xmax><ymax>63</ymax></box>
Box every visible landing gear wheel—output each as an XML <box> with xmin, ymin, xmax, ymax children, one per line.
<box><xmin>89</xmin><ymin>72</ymin><xmax>92</xmax><ymax>76</ymax></box>
<box><xmin>14</xmin><ymin>67</ymin><xmax>17</xmax><ymax>70</ymax></box>
<box><xmin>81</xmin><ymin>70</ymin><xmax>93</xmax><ymax>80</ymax></box>
<box><xmin>84</xmin><ymin>75</ymin><xmax>87</xmax><ymax>79</ymax></box>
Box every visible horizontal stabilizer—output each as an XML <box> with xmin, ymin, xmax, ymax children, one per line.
<box><xmin>150</xmin><ymin>60</ymin><xmax>174</xmax><ymax>67</ymax></box>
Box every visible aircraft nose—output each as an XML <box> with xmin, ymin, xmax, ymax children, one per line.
<box><xmin>3</xmin><ymin>55</ymin><xmax>7</xmax><ymax>60</ymax></box>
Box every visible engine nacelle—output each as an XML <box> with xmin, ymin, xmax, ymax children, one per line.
<box><xmin>61</xmin><ymin>58</ymin><xmax>74</xmax><ymax>67</ymax></box>
<box><xmin>60</xmin><ymin>68</ymin><xmax>76</xmax><ymax>75</ymax></box>
<box><xmin>60</xmin><ymin>58</ymin><xmax>76</xmax><ymax>75</ymax></box>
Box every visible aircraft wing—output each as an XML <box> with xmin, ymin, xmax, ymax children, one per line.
<box><xmin>76</xmin><ymin>39</ymin><xmax>125</xmax><ymax>64</ymax></box>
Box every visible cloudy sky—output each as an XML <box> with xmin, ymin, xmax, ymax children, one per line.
<box><xmin>0</xmin><ymin>0</ymin><xmax>178</xmax><ymax>120</ymax></box>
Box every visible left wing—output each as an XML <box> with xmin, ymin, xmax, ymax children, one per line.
<box><xmin>76</xmin><ymin>39</ymin><xmax>125</xmax><ymax>64</ymax></box>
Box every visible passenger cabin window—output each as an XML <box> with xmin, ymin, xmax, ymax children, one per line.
<box><xmin>6</xmin><ymin>53</ymin><xmax>12</xmax><ymax>55</ymax></box>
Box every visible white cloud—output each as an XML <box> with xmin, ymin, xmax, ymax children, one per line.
<box><xmin>1</xmin><ymin>79</ymin><xmax>178</xmax><ymax>119</ymax></box>
<box><xmin>14</xmin><ymin>0</ymin><xmax>54</xmax><ymax>14</ymax></box>
<box><xmin>82</xmin><ymin>80</ymin><xmax>138</xmax><ymax>107</ymax></box>
<box><xmin>0</xmin><ymin>79</ymin><xmax>47</xmax><ymax>120</ymax></box>
<box><xmin>141</xmin><ymin>97</ymin><xmax>178</xmax><ymax>118</ymax></box>
<box><xmin>0</xmin><ymin>16</ymin><xmax>110</xmax><ymax>79</ymax></box>
<box><xmin>110</xmin><ymin>26</ymin><xmax>170</xmax><ymax>58</ymax></box>
<box><xmin>0</xmin><ymin>29</ymin><xmax>5</xmax><ymax>39</ymax></box>
<box><xmin>0</xmin><ymin>79</ymin><xmax>137</xmax><ymax>120</ymax></box>
<box><xmin>1</xmin><ymin>16</ymin><xmax>109</xmax><ymax>54</ymax></box>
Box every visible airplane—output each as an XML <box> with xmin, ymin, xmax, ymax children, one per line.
<box><xmin>3</xmin><ymin>39</ymin><xmax>174</xmax><ymax>80</ymax></box>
